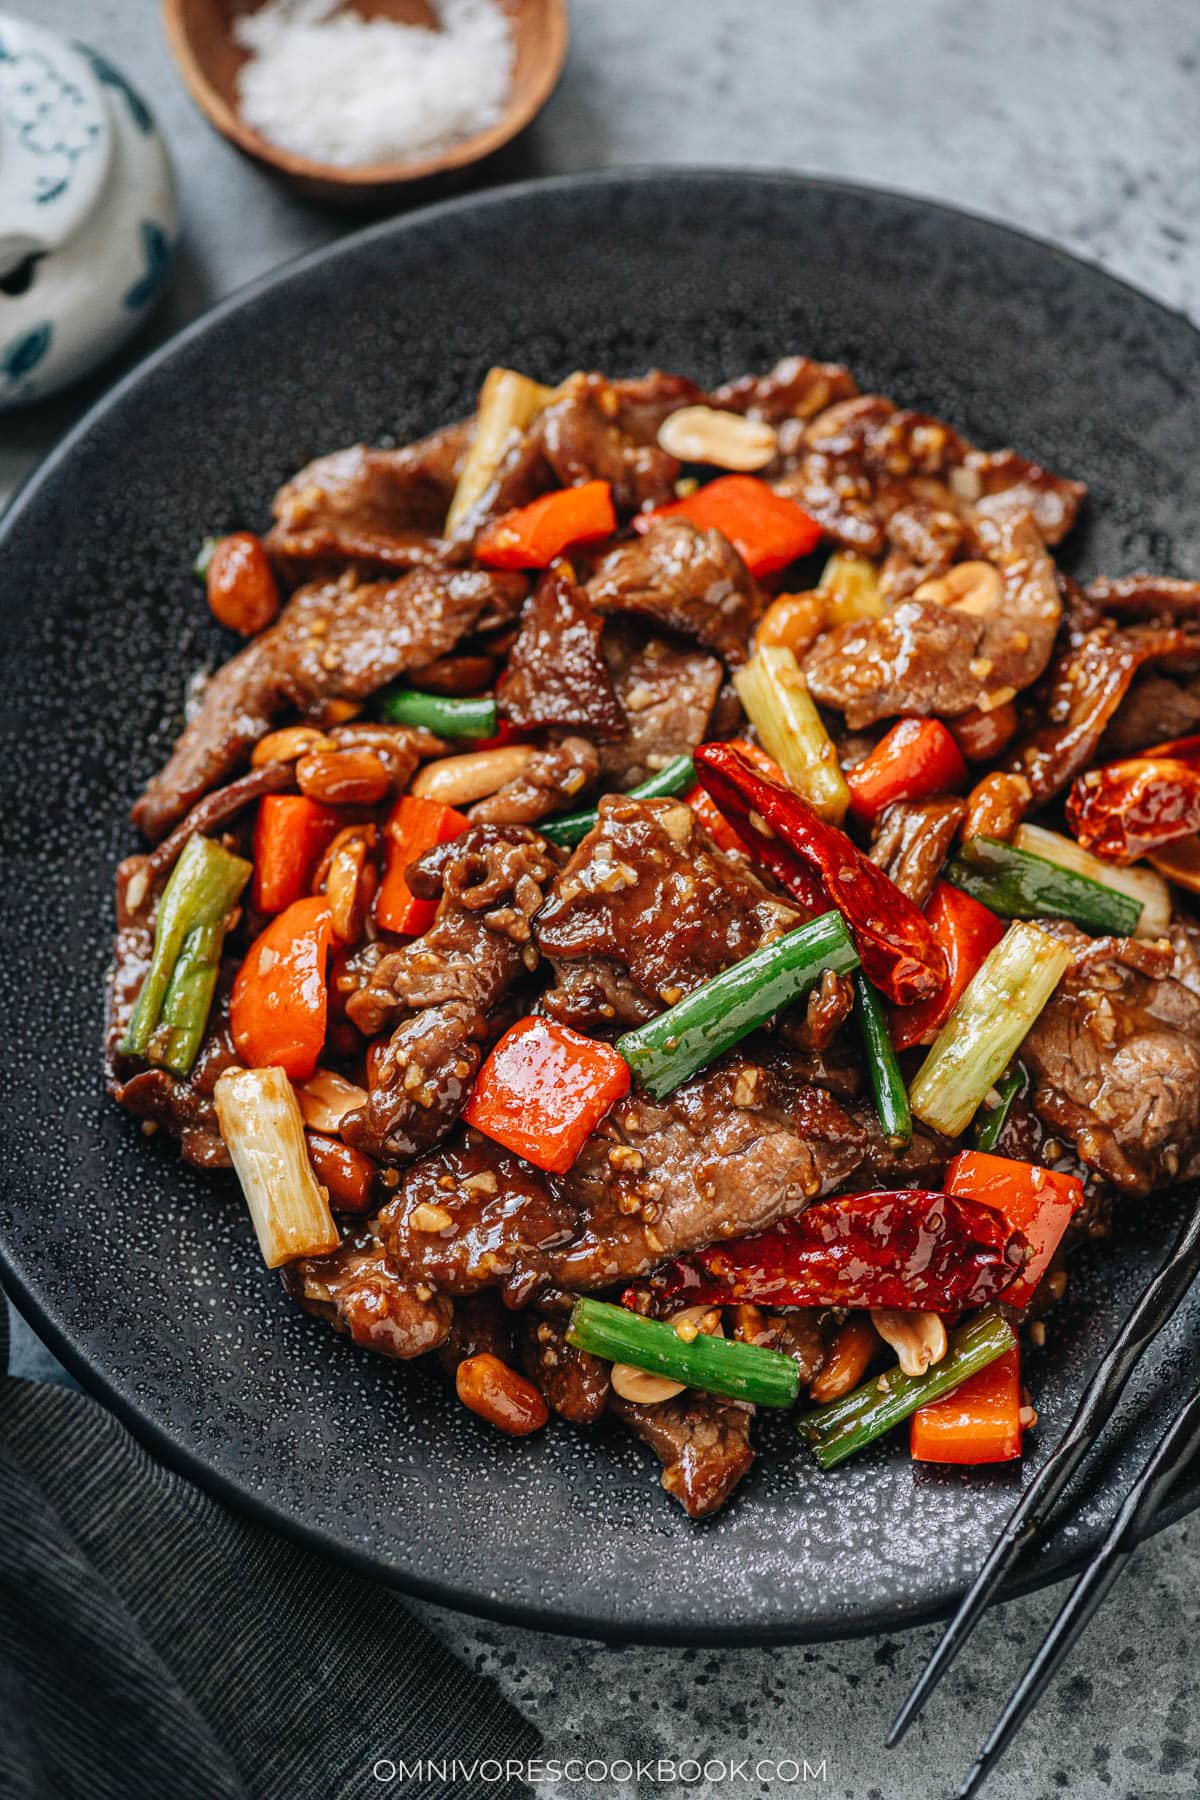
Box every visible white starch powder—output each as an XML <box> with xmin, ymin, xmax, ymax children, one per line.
<box><xmin>235</xmin><ymin>0</ymin><xmax>515</xmax><ymax>167</ymax></box>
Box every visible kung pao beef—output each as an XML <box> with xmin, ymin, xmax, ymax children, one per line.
<box><xmin>106</xmin><ymin>359</ymin><xmax>1200</xmax><ymax>1515</ymax></box>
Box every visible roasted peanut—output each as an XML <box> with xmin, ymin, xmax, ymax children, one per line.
<box><xmin>314</xmin><ymin>823</ymin><xmax>379</xmax><ymax>944</ymax></box>
<box><xmin>296</xmin><ymin>747</ymin><xmax>391</xmax><ymax>806</ymax></box>
<box><xmin>755</xmin><ymin>590</ymin><xmax>827</xmax><ymax>658</ymax></box>
<box><xmin>456</xmin><ymin>1352</ymin><xmax>549</xmax><ymax>1435</ymax></box>
<box><xmin>961</xmin><ymin>770</ymin><xmax>1032</xmax><ymax>843</ymax></box>
<box><xmin>305</xmin><ymin>1132</ymin><xmax>376</xmax><ymax>1212</ymax></box>
<box><xmin>914</xmin><ymin>560</ymin><xmax>1003</xmax><ymax>616</ymax></box>
<box><xmin>808</xmin><ymin>1315</ymin><xmax>879</xmax><ymax>1403</ymax></box>
<box><xmin>871</xmin><ymin>1308</ymin><xmax>948</xmax><ymax>1378</ymax></box>
<box><xmin>295</xmin><ymin>1067</ymin><xmax>369</xmax><ymax>1134</ymax></box>
<box><xmin>657</xmin><ymin>405</ymin><xmax>779</xmax><ymax>470</ymax></box>
<box><xmin>206</xmin><ymin>532</ymin><xmax>280</xmax><ymax>636</ymax></box>
<box><xmin>251</xmin><ymin>724</ymin><xmax>333</xmax><ymax>767</ymax></box>
<box><xmin>411</xmin><ymin>744</ymin><xmax>535</xmax><ymax>805</ymax></box>
<box><xmin>948</xmin><ymin>698</ymin><xmax>1018</xmax><ymax>763</ymax></box>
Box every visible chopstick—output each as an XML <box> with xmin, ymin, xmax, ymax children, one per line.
<box><xmin>953</xmin><ymin>1378</ymin><xmax>1200</xmax><ymax>1797</ymax></box>
<box><xmin>889</xmin><ymin>1200</ymin><xmax>1200</xmax><ymax>1749</ymax></box>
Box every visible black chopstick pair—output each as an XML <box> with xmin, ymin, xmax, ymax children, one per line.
<box><xmin>888</xmin><ymin>1203</ymin><xmax>1200</xmax><ymax>1798</ymax></box>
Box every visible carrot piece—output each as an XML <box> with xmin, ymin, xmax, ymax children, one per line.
<box><xmin>230</xmin><ymin>895</ymin><xmax>332</xmax><ymax>1080</ymax></box>
<box><xmin>846</xmin><ymin>717</ymin><xmax>968</xmax><ymax>822</ymax></box>
<box><xmin>375</xmin><ymin>794</ymin><xmax>470</xmax><ymax>936</ymax></box>
<box><xmin>634</xmin><ymin>475</ymin><xmax>822</xmax><ymax>576</ymax></box>
<box><xmin>944</xmin><ymin>1150</ymin><xmax>1084</xmax><ymax>1310</ymax></box>
<box><xmin>890</xmin><ymin>880</ymin><xmax>1005</xmax><ymax>1051</ymax></box>
<box><xmin>686</xmin><ymin>738</ymin><xmax>785</xmax><ymax>854</ymax></box>
<box><xmin>475</xmin><ymin>480</ymin><xmax>617</xmax><ymax>568</ymax></box>
<box><xmin>252</xmin><ymin>795</ymin><xmax>341</xmax><ymax>914</ymax></box>
<box><xmin>463</xmin><ymin>1017</ymin><xmax>631</xmax><ymax>1174</ymax></box>
<box><xmin>910</xmin><ymin>1346</ymin><xmax>1023</xmax><ymax>1463</ymax></box>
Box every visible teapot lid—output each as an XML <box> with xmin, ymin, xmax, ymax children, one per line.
<box><xmin>0</xmin><ymin>13</ymin><xmax>113</xmax><ymax>279</ymax></box>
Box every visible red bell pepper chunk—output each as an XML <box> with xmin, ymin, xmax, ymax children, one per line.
<box><xmin>891</xmin><ymin>880</ymin><xmax>1005</xmax><ymax>1051</ymax></box>
<box><xmin>475</xmin><ymin>480</ymin><xmax>617</xmax><ymax>569</ymax></box>
<box><xmin>685</xmin><ymin>738</ymin><xmax>785</xmax><ymax>854</ymax></box>
<box><xmin>230</xmin><ymin>894</ymin><xmax>332</xmax><ymax>1081</ymax></box>
<box><xmin>375</xmin><ymin>794</ymin><xmax>470</xmax><ymax>936</ymax></box>
<box><xmin>463</xmin><ymin>1017</ymin><xmax>631</xmax><ymax>1175</ymax></box>
<box><xmin>693</xmin><ymin>741</ymin><xmax>947</xmax><ymax>1005</ymax></box>
<box><xmin>251</xmin><ymin>795</ymin><xmax>342</xmax><ymax>915</ymax></box>
<box><xmin>846</xmin><ymin>718</ymin><xmax>968</xmax><ymax>823</ymax></box>
<box><xmin>660</xmin><ymin>1189</ymin><xmax>1026</xmax><ymax>1312</ymax></box>
<box><xmin>910</xmin><ymin>1346</ymin><xmax>1023</xmax><ymax>1464</ymax></box>
<box><xmin>944</xmin><ymin>1150</ymin><xmax>1085</xmax><ymax>1309</ymax></box>
<box><xmin>633</xmin><ymin>475</ymin><xmax>822</xmax><ymax>576</ymax></box>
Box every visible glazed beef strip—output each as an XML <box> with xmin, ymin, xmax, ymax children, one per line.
<box><xmin>597</xmin><ymin>628</ymin><xmax>724</xmax><ymax>791</ymax></box>
<box><xmin>342</xmin><ymin>825</ymin><xmax>557</xmax><ymax>1164</ymax></box>
<box><xmin>285</xmin><ymin>1225</ymin><xmax>453</xmax><ymax>1358</ymax></box>
<box><xmin>1086</xmin><ymin>573</ymin><xmax>1200</xmax><ymax>619</ymax></box>
<box><xmin>133</xmin><ymin>565</ymin><xmax>527</xmax><ymax>839</ymax></box>
<box><xmin>496</xmin><ymin>563</ymin><xmax>626</xmax><ymax>737</ymax></box>
<box><xmin>1099</xmin><ymin>671</ymin><xmax>1200</xmax><ymax>757</ymax></box>
<box><xmin>869</xmin><ymin>798</ymin><xmax>966</xmax><ymax>908</ymax></box>
<box><xmin>378</xmin><ymin>1055</ymin><xmax>870</xmax><ymax>1300</ymax></box>
<box><xmin>536</xmin><ymin>794</ymin><xmax>802</xmax><ymax>1022</ymax></box>
<box><xmin>1021</xmin><ymin>926</ymin><xmax>1200</xmax><ymax>1196</ymax></box>
<box><xmin>803</xmin><ymin>506</ymin><xmax>1061</xmax><ymax>726</ymax></box>
<box><xmin>610</xmin><ymin>1391</ymin><xmax>755</xmax><ymax>1519</ymax></box>
<box><xmin>265</xmin><ymin>421</ymin><xmax>470</xmax><ymax>575</ymax></box>
<box><xmin>588</xmin><ymin>518</ymin><xmax>762</xmax><ymax>667</ymax></box>
<box><xmin>534</xmin><ymin>372</ymin><xmax>681</xmax><ymax>513</ymax></box>
<box><xmin>435</xmin><ymin>1290</ymin><xmax>515</xmax><ymax>1377</ymax></box>
<box><xmin>713</xmin><ymin>354</ymin><xmax>860</xmax><ymax>424</ymax></box>
<box><xmin>518</xmin><ymin>1313</ymin><xmax>611</xmax><ymax>1423</ymax></box>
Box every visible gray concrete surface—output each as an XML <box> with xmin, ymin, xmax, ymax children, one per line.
<box><xmin>4</xmin><ymin>2</ymin><xmax>1199</xmax><ymax>1795</ymax></box>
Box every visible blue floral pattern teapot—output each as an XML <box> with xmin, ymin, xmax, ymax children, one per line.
<box><xmin>0</xmin><ymin>13</ymin><xmax>178</xmax><ymax>409</ymax></box>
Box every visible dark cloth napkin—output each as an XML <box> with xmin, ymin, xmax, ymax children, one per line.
<box><xmin>0</xmin><ymin>1301</ymin><xmax>541</xmax><ymax>1800</ymax></box>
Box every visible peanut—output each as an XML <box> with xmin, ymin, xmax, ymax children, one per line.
<box><xmin>295</xmin><ymin>1067</ymin><xmax>368</xmax><ymax>1133</ymax></box>
<box><xmin>657</xmin><ymin>405</ymin><xmax>779</xmax><ymax>471</ymax></box>
<box><xmin>456</xmin><ymin>1353</ymin><xmax>549</xmax><ymax>1436</ymax></box>
<box><xmin>314</xmin><ymin>823</ymin><xmax>379</xmax><ymax>944</ymax></box>
<box><xmin>809</xmin><ymin>1315</ymin><xmax>880</xmax><ymax>1403</ymax></box>
<box><xmin>755</xmin><ymin>590</ymin><xmax>827</xmax><ymax>658</ymax></box>
<box><xmin>407</xmin><ymin>653</ymin><xmax>497</xmax><ymax>696</ymax></box>
<box><xmin>871</xmin><ymin>1308</ymin><xmax>948</xmax><ymax>1378</ymax></box>
<box><xmin>948</xmin><ymin>699</ymin><xmax>1018</xmax><ymax>762</ymax></box>
<box><xmin>206</xmin><ymin>532</ymin><xmax>280</xmax><ymax>636</ymax></box>
<box><xmin>961</xmin><ymin>770</ymin><xmax>1031</xmax><ymax>843</ymax></box>
<box><xmin>914</xmin><ymin>560</ymin><xmax>1003</xmax><ymax>616</ymax></box>
<box><xmin>251</xmin><ymin>724</ymin><xmax>333</xmax><ymax>767</ymax></box>
<box><xmin>296</xmin><ymin>747</ymin><xmax>391</xmax><ymax>806</ymax></box>
<box><xmin>411</xmin><ymin>744</ymin><xmax>535</xmax><ymax>805</ymax></box>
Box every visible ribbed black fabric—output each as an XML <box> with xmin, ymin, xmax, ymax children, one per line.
<box><xmin>0</xmin><ymin>1304</ymin><xmax>540</xmax><ymax>1800</ymax></box>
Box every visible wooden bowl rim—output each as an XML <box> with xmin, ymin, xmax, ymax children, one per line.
<box><xmin>161</xmin><ymin>0</ymin><xmax>568</xmax><ymax>187</ymax></box>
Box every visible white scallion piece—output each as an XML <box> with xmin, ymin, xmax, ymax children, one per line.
<box><xmin>214</xmin><ymin>1066</ymin><xmax>338</xmax><ymax>1269</ymax></box>
<box><xmin>733</xmin><ymin>644</ymin><xmax>851</xmax><ymax>824</ymax></box>
<box><xmin>909</xmin><ymin>921</ymin><xmax>1072</xmax><ymax>1138</ymax></box>
<box><xmin>1014</xmin><ymin>823</ymin><xmax>1171</xmax><ymax>940</ymax></box>
<box><xmin>445</xmin><ymin>367</ymin><xmax>554</xmax><ymax>533</ymax></box>
<box><xmin>819</xmin><ymin>551</ymin><xmax>884</xmax><ymax>624</ymax></box>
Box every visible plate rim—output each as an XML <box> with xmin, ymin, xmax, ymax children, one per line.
<box><xmin>3</xmin><ymin>164</ymin><xmax>1199</xmax><ymax>1645</ymax></box>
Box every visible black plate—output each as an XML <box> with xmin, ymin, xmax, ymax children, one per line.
<box><xmin>2</xmin><ymin>171</ymin><xmax>1199</xmax><ymax>1644</ymax></box>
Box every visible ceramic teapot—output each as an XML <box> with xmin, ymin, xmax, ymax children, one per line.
<box><xmin>0</xmin><ymin>13</ymin><xmax>178</xmax><ymax>409</ymax></box>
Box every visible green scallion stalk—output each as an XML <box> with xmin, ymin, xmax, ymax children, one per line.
<box><xmin>616</xmin><ymin>911</ymin><xmax>860</xmax><ymax>1098</ymax></box>
<box><xmin>375</xmin><ymin>688</ymin><xmax>499</xmax><ymax>739</ymax></box>
<box><xmin>945</xmin><ymin>835</ymin><xmax>1142</xmax><ymax>937</ymax></box>
<box><xmin>567</xmin><ymin>1297</ymin><xmax>800</xmax><ymax>1408</ymax></box>
<box><xmin>973</xmin><ymin>1066</ymin><xmax>1026</xmax><ymax>1152</ymax></box>
<box><xmin>798</xmin><ymin>1307</ymin><xmax>1016</xmax><ymax>1469</ymax></box>
<box><xmin>855</xmin><ymin>972</ymin><xmax>912</xmax><ymax>1146</ymax></box>
<box><xmin>540</xmin><ymin>755</ymin><xmax>697</xmax><ymax>849</ymax></box>
<box><xmin>122</xmin><ymin>835</ymin><xmax>251</xmax><ymax>1076</ymax></box>
<box><xmin>908</xmin><ymin>921</ymin><xmax>1070</xmax><ymax>1139</ymax></box>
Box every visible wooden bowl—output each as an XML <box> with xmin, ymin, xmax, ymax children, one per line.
<box><xmin>161</xmin><ymin>0</ymin><xmax>568</xmax><ymax>206</ymax></box>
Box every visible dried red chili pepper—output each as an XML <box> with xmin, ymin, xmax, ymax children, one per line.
<box><xmin>693</xmin><ymin>742</ymin><xmax>947</xmax><ymax>1006</ymax></box>
<box><xmin>658</xmin><ymin>1189</ymin><xmax>1027</xmax><ymax>1313</ymax></box>
<box><xmin>1067</xmin><ymin>747</ymin><xmax>1200</xmax><ymax>863</ymax></box>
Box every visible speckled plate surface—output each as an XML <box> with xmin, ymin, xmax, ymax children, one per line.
<box><xmin>2</xmin><ymin>170</ymin><xmax>1200</xmax><ymax>1644</ymax></box>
